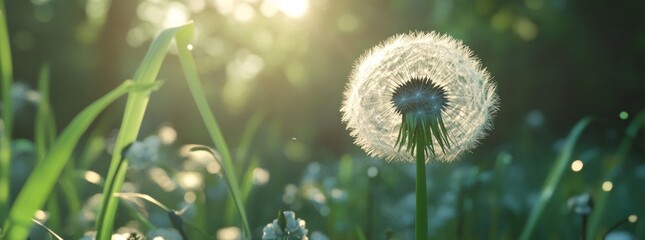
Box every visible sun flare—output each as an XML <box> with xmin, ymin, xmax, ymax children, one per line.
<box><xmin>276</xmin><ymin>0</ymin><xmax>309</xmax><ymax>18</ymax></box>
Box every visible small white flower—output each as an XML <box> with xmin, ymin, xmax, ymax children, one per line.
<box><xmin>341</xmin><ymin>32</ymin><xmax>499</xmax><ymax>162</ymax></box>
<box><xmin>147</xmin><ymin>228</ymin><xmax>183</xmax><ymax>240</ymax></box>
<box><xmin>262</xmin><ymin>211</ymin><xmax>309</xmax><ymax>240</ymax></box>
<box><xmin>125</xmin><ymin>136</ymin><xmax>161</xmax><ymax>168</ymax></box>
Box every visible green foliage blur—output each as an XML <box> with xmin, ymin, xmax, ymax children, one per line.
<box><xmin>2</xmin><ymin>0</ymin><xmax>645</xmax><ymax>239</ymax></box>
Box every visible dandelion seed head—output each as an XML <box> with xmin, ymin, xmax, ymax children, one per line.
<box><xmin>341</xmin><ymin>31</ymin><xmax>499</xmax><ymax>162</ymax></box>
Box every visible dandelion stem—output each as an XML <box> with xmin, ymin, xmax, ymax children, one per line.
<box><xmin>581</xmin><ymin>214</ymin><xmax>587</xmax><ymax>240</ymax></box>
<box><xmin>415</xmin><ymin>130</ymin><xmax>428</xmax><ymax>240</ymax></box>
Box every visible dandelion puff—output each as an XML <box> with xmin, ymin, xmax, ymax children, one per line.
<box><xmin>341</xmin><ymin>31</ymin><xmax>499</xmax><ymax>162</ymax></box>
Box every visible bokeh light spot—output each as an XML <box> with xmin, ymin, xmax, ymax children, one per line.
<box><xmin>149</xmin><ymin>167</ymin><xmax>177</xmax><ymax>192</ymax></box>
<box><xmin>184</xmin><ymin>191</ymin><xmax>197</xmax><ymax>203</ymax></box>
<box><xmin>214</xmin><ymin>0</ymin><xmax>235</xmax><ymax>15</ymax></box>
<box><xmin>158</xmin><ymin>124</ymin><xmax>177</xmax><ymax>145</ymax></box>
<box><xmin>276</xmin><ymin>0</ymin><xmax>309</xmax><ymax>18</ymax></box>
<box><xmin>86</xmin><ymin>0</ymin><xmax>108</xmax><ymax>19</ymax></box>
<box><xmin>252</xmin><ymin>168</ymin><xmax>270</xmax><ymax>185</ymax></box>
<box><xmin>84</xmin><ymin>170</ymin><xmax>102</xmax><ymax>184</ymax></box>
<box><xmin>571</xmin><ymin>160</ymin><xmax>583</xmax><ymax>172</ymax></box>
<box><xmin>163</xmin><ymin>2</ymin><xmax>190</xmax><ymax>28</ymax></box>
<box><xmin>628</xmin><ymin>214</ymin><xmax>638</xmax><ymax>223</ymax></box>
<box><xmin>177</xmin><ymin>171</ymin><xmax>204</xmax><ymax>190</ymax></box>
<box><xmin>602</xmin><ymin>181</ymin><xmax>613</xmax><ymax>192</ymax></box>
<box><xmin>619</xmin><ymin>111</ymin><xmax>629</xmax><ymax>120</ymax></box>
<box><xmin>514</xmin><ymin>17</ymin><xmax>538</xmax><ymax>40</ymax></box>
<box><xmin>207</xmin><ymin>161</ymin><xmax>221</xmax><ymax>174</ymax></box>
<box><xmin>217</xmin><ymin>227</ymin><xmax>241</xmax><ymax>240</ymax></box>
<box><xmin>233</xmin><ymin>3</ymin><xmax>256</xmax><ymax>22</ymax></box>
<box><xmin>367</xmin><ymin>166</ymin><xmax>379</xmax><ymax>178</ymax></box>
<box><xmin>491</xmin><ymin>8</ymin><xmax>513</xmax><ymax>31</ymax></box>
<box><xmin>34</xmin><ymin>210</ymin><xmax>48</xmax><ymax>221</ymax></box>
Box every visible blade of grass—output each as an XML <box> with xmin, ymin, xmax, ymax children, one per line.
<box><xmin>235</xmin><ymin>112</ymin><xmax>264</xmax><ymax>174</ymax></box>
<box><xmin>94</xmin><ymin>23</ymin><xmax>191</xmax><ymax>240</ymax></box>
<box><xmin>176</xmin><ymin>25</ymin><xmax>252</xmax><ymax>238</ymax></box>
<box><xmin>225</xmin><ymin>156</ymin><xmax>258</xmax><ymax>226</ymax></box>
<box><xmin>519</xmin><ymin>117</ymin><xmax>592</xmax><ymax>240</ymax></box>
<box><xmin>36</xmin><ymin>64</ymin><xmax>82</xmax><ymax>238</ymax></box>
<box><xmin>587</xmin><ymin>111</ymin><xmax>645</xmax><ymax>240</ymax></box>
<box><xmin>1</xmin><ymin>80</ymin><xmax>143</xmax><ymax>240</ymax></box>
<box><xmin>0</xmin><ymin>0</ymin><xmax>14</xmax><ymax>222</ymax></box>
<box><xmin>35</xmin><ymin>64</ymin><xmax>52</xmax><ymax>164</ymax></box>
<box><xmin>34</xmin><ymin>64</ymin><xmax>63</xmax><ymax>233</ymax></box>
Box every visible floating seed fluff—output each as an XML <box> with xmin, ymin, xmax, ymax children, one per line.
<box><xmin>341</xmin><ymin>32</ymin><xmax>499</xmax><ymax>162</ymax></box>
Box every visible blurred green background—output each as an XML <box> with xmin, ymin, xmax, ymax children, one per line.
<box><xmin>3</xmin><ymin>0</ymin><xmax>645</xmax><ymax>239</ymax></box>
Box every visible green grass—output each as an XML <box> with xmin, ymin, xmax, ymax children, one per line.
<box><xmin>1</xmin><ymin>79</ymin><xmax>151</xmax><ymax>239</ymax></box>
<box><xmin>0</xmin><ymin>0</ymin><xmax>14</xmax><ymax>223</ymax></box>
<box><xmin>94</xmin><ymin>23</ymin><xmax>189</xmax><ymax>240</ymax></box>
<box><xmin>587</xmin><ymin>111</ymin><xmax>645</xmax><ymax>239</ymax></box>
<box><xmin>96</xmin><ymin>21</ymin><xmax>251</xmax><ymax>239</ymax></box>
<box><xmin>1</xmin><ymin>5</ymin><xmax>644</xmax><ymax>239</ymax></box>
<box><xmin>519</xmin><ymin>117</ymin><xmax>592</xmax><ymax>240</ymax></box>
<box><xmin>176</xmin><ymin>24</ymin><xmax>251</xmax><ymax>237</ymax></box>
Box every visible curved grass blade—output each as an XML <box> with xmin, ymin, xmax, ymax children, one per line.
<box><xmin>94</xmin><ymin>23</ymin><xmax>191</xmax><ymax>240</ymax></box>
<box><xmin>32</xmin><ymin>219</ymin><xmax>63</xmax><ymax>240</ymax></box>
<box><xmin>189</xmin><ymin>145</ymin><xmax>251</xmax><ymax>238</ymax></box>
<box><xmin>177</xmin><ymin>24</ymin><xmax>251</xmax><ymax>237</ymax></box>
<box><xmin>1</xmin><ymin>80</ymin><xmax>141</xmax><ymax>240</ymax></box>
<box><xmin>0</xmin><ymin>0</ymin><xmax>14</xmax><ymax>222</ymax></box>
<box><xmin>519</xmin><ymin>117</ymin><xmax>592</xmax><ymax>240</ymax></box>
<box><xmin>587</xmin><ymin>110</ymin><xmax>645</xmax><ymax>239</ymax></box>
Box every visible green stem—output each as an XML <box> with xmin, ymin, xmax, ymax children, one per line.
<box><xmin>0</xmin><ymin>0</ymin><xmax>14</xmax><ymax>222</ymax></box>
<box><xmin>416</xmin><ymin>131</ymin><xmax>428</xmax><ymax>240</ymax></box>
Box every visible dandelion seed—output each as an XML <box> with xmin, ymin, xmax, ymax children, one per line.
<box><xmin>341</xmin><ymin>32</ymin><xmax>498</xmax><ymax>162</ymax></box>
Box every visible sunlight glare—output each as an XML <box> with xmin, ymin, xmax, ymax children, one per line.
<box><xmin>163</xmin><ymin>2</ymin><xmax>190</xmax><ymax>28</ymax></box>
<box><xmin>571</xmin><ymin>160</ymin><xmax>583</xmax><ymax>172</ymax></box>
<box><xmin>276</xmin><ymin>0</ymin><xmax>309</xmax><ymax>18</ymax></box>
